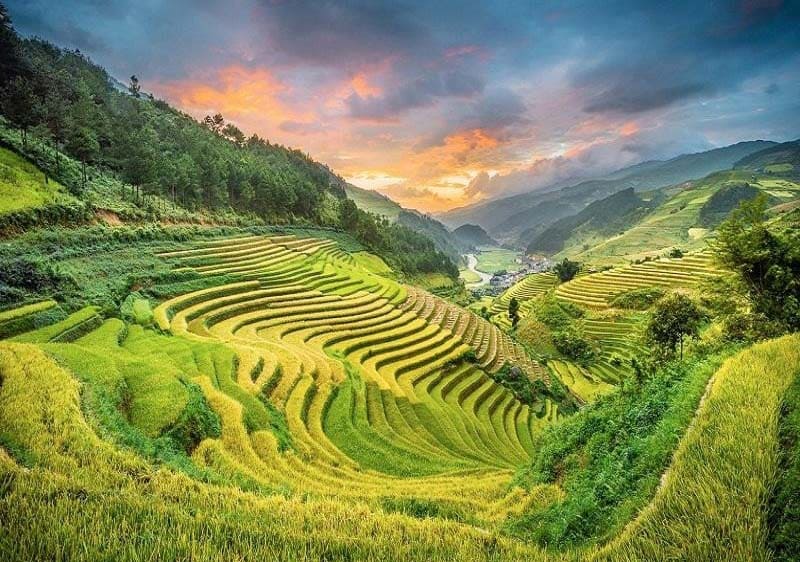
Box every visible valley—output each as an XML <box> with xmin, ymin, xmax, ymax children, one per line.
<box><xmin>1</xmin><ymin>3</ymin><xmax>799</xmax><ymax>561</ymax></box>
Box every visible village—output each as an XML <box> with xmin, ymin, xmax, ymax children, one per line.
<box><xmin>488</xmin><ymin>255</ymin><xmax>552</xmax><ymax>291</ymax></box>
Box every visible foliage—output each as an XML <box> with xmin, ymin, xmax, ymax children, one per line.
<box><xmin>490</xmin><ymin>363</ymin><xmax>537</xmax><ymax>405</ymax></box>
<box><xmin>610</xmin><ymin>286</ymin><xmax>665</xmax><ymax>310</ymax></box>
<box><xmin>553</xmin><ymin>258</ymin><xmax>580</xmax><ymax>282</ymax></box>
<box><xmin>509</xmin><ymin>349</ymin><xmax>728</xmax><ymax>548</ymax></box>
<box><xmin>712</xmin><ymin>195</ymin><xmax>800</xmax><ymax>332</ymax></box>
<box><xmin>339</xmin><ymin>199</ymin><xmax>458</xmax><ymax>280</ymax></box>
<box><xmin>593</xmin><ymin>335</ymin><xmax>800</xmax><ymax>561</ymax></box>
<box><xmin>508</xmin><ymin>297</ymin><xmax>520</xmax><ymax>327</ymax></box>
<box><xmin>645</xmin><ymin>292</ymin><xmax>704</xmax><ymax>359</ymax></box>
<box><xmin>532</xmin><ymin>296</ymin><xmax>584</xmax><ymax>331</ymax></box>
<box><xmin>551</xmin><ymin>327</ymin><xmax>596</xmax><ymax>364</ymax></box>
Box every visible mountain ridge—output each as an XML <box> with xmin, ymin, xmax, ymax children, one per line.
<box><xmin>438</xmin><ymin>140</ymin><xmax>777</xmax><ymax>245</ymax></box>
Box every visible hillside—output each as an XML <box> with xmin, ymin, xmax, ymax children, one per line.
<box><xmin>439</xmin><ymin>141</ymin><xmax>775</xmax><ymax>245</ymax></box>
<box><xmin>344</xmin><ymin>183</ymin><xmax>403</xmax><ymax>220</ymax></box>
<box><xmin>344</xmin><ymin>183</ymin><xmax>465</xmax><ymax>262</ymax></box>
<box><xmin>526</xmin><ymin>188</ymin><xmax>658</xmax><ymax>255</ymax></box>
<box><xmin>2</xmin><ymin>3</ymin><xmax>800</xmax><ymax>562</ymax></box>
<box><xmin>551</xmin><ymin>144</ymin><xmax>800</xmax><ymax>264</ymax></box>
<box><xmin>734</xmin><ymin>139</ymin><xmax>800</xmax><ymax>171</ymax></box>
<box><xmin>452</xmin><ymin>223</ymin><xmax>497</xmax><ymax>247</ymax></box>
<box><xmin>0</xmin><ymin>25</ymin><xmax>458</xmax><ymax>283</ymax></box>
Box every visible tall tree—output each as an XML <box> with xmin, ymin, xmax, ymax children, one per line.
<box><xmin>222</xmin><ymin>123</ymin><xmax>245</xmax><ymax>147</ymax></box>
<box><xmin>508</xmin><ymin>297</ymin><xmax>520</xmax><ymax>328</ymax></box>
<box><xmin>128</xmin><ymin>75</ymin><xmax>141</xmax><ymax>98</ymax></box>
<box><xmin>646</xmin><ymin>292</ymin><xmax>703</xmax><ymax>359</ymax></box>
<box><xmin>0</xmin><ymin>2</ymin><xmax>27</xmax><ymax>82</ymax></box>
<box><xmin>65</xmin><ymin>125</ymin><xmax>98</xmax><ymax>186</ymax></box>
<box><xmin>0</xmin><ymin>76</ymin><xmax>40</xmax><ymax>148</ymax></box>
<box><xmin>712</xmin><ymin>195</ymin><xmax>800</xmax><ymax>331</ymax></box>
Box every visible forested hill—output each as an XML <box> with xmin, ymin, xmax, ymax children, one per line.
<box><xmin>0</xmin><ymin>7</ymin><xmax>457</xmax><ymax>281</ymax></box>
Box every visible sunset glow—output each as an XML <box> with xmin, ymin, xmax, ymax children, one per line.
<box><xmin>10</xmin><ymin>0</ymin><xmax>800</xmax><ymax>213</ymax></box>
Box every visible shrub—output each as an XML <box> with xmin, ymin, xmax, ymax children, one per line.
<box><xmin>553</xmin><ymin>258</ymin><xmax>580</xmax><ymax>282</ymax></box>
<box><xmin>611</xmin><ymin>287</ymin><xmax>665</xmax><ymax>310</ymax></box>
<box><xmin>551</xmin><ymin>328</ymin><xmax>596</xmax><ymax>364</ymax></box>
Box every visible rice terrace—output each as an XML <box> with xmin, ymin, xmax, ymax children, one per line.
<box><xmin>1</xmin><ymin>2</ymin><xmax>799</xmax><ymax>561</ymax></box>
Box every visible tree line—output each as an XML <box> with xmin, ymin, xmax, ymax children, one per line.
<box><xmin>0</xmin><ymin>4</ymin><xmax>458</xmax><ymax>280</ymax></box>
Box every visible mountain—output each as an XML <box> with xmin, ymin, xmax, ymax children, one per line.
<box><xmin>344</xmin><ymin>183</ymin><xmax>466</xmax><ymax>261</ymax></box>
<box><xmin>526</xmin><ymin>188</ymin><xmax>658</xmax><ymax>255</ymax></box>
<box><xmin>438</xmin><ymin>141</ymin><xmax>777</xmax><ymax>246</ymax></box>
<box><xmin>734</xmin><ymin>139</ymin><xmax>800</xmax><ymax>171</ymax></box>
<box><xmin>452</xmin><ymin>224</ymin><xmax>497</xmax><ymax>248</ymax></box>
<box><xmin>546</xmin><ymin>149</ymin><xmax>800</xmax><ymax>264</ymax></box>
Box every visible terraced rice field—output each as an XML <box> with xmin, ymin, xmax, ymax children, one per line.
<box><xmin>489</xmin><ymin>272</ymin><xmax>556</xmax><ymax>329</ymax></box>
<box><xmin>141</xmin><ymin>234</ymin><xmax>556</xmax><ymax>515</ymax></box>
<box><xmin>401</xmin><ymin>286</ymin><xmax>548</xmax><ymax>383</ymax></box>
<box><xmin>555</xmin><ymin>254</ymin><xmax>716</xmax><ymax>310</ymax></box>
<box><xmin>547</xmin><ymin>253</ymin><xmax>716</xmax><ymax>400</ymax></box>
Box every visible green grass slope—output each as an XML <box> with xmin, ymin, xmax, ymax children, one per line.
<box><xmin>0</xmin><ymin>146</ymin><xmax>74</xmax><ymax>214</ymax></box>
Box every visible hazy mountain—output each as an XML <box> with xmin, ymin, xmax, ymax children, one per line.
<box><xmin>438</xmin><ymin>141</ymin><xmax>777</xmax><ymax>245</ymax></box>
<box><xmin>526</xmin><ymin>188</ymin><xmax>657</xmax><ymax>255</ymax></box>
<box><xmin>344</xmin><ymin>183</ymin><xmax>466</xmax><ymax>260</ymax></box>
<box><xmin>733</xmin><ymin>139</ymin><xmax>800</xmax><ymax>171</ymax></box>
<box><xmin>452</xmin><ymin>224</ymin><xmax>497</xmax><ymax>248</ymax></box>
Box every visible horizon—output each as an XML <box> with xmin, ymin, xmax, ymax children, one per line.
<box><xmin>6</xmin><ymin>0</ymin><xmax>800</xmax><ymax>213</ymax></box>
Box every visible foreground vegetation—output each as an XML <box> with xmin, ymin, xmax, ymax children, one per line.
<box><xmin>1</xmin><ymin>3</ymin><xmax>799</xmax><ymax>560</ymax></box>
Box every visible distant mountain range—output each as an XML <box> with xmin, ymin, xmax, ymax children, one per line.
<box><xmin>524</xmin><ymin>139</ymin><xmax>800</xmax><ymax>263</ymax></box>
<box><xmin>437</xmin><ymin>141</ymin><xmax>777</xmax><ymax>247</ymax></box>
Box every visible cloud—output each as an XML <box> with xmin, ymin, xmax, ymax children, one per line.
<box><xmin>583</xmin><ymin>80</ymin><xmax>712</xmax><ymax>114</ymax></box>
<box><xmin>346</xmin><ymin>69</ymin><xmax>484</xmax><ymax>121</ymax></box>
<box><xmin>6</xmin><ymin>0</ymin><xmax>800</xmax><ymax>213</ymax></box>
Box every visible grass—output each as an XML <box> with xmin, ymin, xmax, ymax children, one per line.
<box><xmin>344</xmin><ymin>184</ymin><xmax>402</xmax><ymax>220</ymax></box>
<box><xmin>1</xmin><ymin>230</ymin><xmax>798</xmax><ymax>561</ymax></box>
<box><xmin>509</xmin><ymin>349</ymin><xmax>730</xmax><ymax>547</ymax></box>
<box><xmin>591</xmin><ymin>334</ymin><xmax>800</xmax><ymax>561</ymax></box>
<box><xmin>767</xmin><ymin>367</ymin><xmax>800</xmax><ymax>561</ymax></box>
<box><xmin>0</xmin><ymin>147</ymin><xmax>72</xmax><ymax>214</ymax></box>
<box><xmin>474</xmin><ymin>246</ymin><xmax>522</xmax><ymax>275</ymax></box>
<box><xmin>460</xmin><ymin>267</ymin><xmax>482</xmax><ymax>284</ymax></box>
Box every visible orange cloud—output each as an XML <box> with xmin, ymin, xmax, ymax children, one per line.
<box><xmin>350</xmin><ymin>72</ymin><xmax>382</xmax><ymax>97</ymax></box>
<box><xmin>153</xmin><ymin>65</ymin><xmax>310</xmax><ymax>128</ymax></box>
<box><xmin>619</xmin><ymin>121</ymin><xmax>640</xmax><ymax>136</ymax></box>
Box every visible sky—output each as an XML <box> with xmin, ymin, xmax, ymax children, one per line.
<box><xmin>7</xmin><ymin>0</ymin><xmax>800</xmax><ymax>213</ymax></box>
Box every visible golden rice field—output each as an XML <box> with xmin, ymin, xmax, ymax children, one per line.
<box><xmin>0</xmin><ymin>234</ymin><xmax>795</xmax><ymax>561</ymax></box>
<box><xmin>482</xmin><ymin>254</ymin><xmax>717</xmax><ymax>403</ymax></box>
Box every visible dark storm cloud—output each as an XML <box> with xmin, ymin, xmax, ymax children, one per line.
<box><xmin>558</xmin><ymin>0</ymin><xmax>800</xmax><ymax>115</ymax></box>
<box><xmin>254</xmin><ymin>0</ymin><xmax>425</xmax><ymax>66</ymax></box>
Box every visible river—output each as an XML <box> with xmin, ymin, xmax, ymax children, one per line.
<box><xmin>464</xmin><ymin>253</ymin><xmax>493</xmax><ymax>288</ymax></box>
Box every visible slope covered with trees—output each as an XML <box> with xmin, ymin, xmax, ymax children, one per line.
<box><xmin>0</xmin><ymin>9</ymin><xmax>457</xmax><ymax>283</ymax></box>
